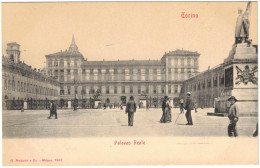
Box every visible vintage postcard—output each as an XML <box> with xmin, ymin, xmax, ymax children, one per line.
<box><xmin>1</xmin><ymin>1</ymin><xmax>259</xmax><ymax>166</ymax></box>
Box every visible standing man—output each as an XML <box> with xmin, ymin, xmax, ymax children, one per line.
<box><xmin>184</xmin><ymin>92</ymin><xmax>193</xmax><ymax>125</ymax></box>
<box><xmin>227</xmin><ymin>96</ymin><xmax>239</xmax><ymax>137</ymax></box>
<box><xmin>179</xmin><ymin>98</ymin><xmax>184</xmax><ymax>113</ymax></box>
<box><xmin>125</xmin><ymin>96</ymin><xmax>137</xmax><ymax>126</ymax></box>
<box><xmin>48</xmin><ymin>100</ymin><xmax>58</xmax><ymax>119</ymax></box>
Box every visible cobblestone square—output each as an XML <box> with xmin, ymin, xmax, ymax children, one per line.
<box><xmin>3</xmin><ymin>108</ymin><xmax>258</xmax><ymax>138</ymax></box>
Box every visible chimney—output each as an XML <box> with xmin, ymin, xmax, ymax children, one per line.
<box><xmin>208</xmin><ymin>66</ymin><xmax>210</xmax><ymax>70</ymax></box>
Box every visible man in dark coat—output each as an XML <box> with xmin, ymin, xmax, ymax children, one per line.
<box><xmin>227</xmin><ymin>96</ymin><xmax>239</xmax><ymax>137</ymax></box>
<box><xmin>48</xmin><ymin>100</ymin><xmax>58</xmax><ymax>119</ymax></box>
<box><xmin>125</xmin><ymin>96</ymin><xmax>137</xmax><ymax>126</ymax></box>
<box><xmin>184</xmin><ymin>92</ymin><xmax>193</xmax><ymax>125</ymax></box>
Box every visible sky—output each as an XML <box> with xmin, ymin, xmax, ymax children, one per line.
<box><xmin>1</xmin><ymin>1</ymin><xmax>258</xmax><ymax>72</ymax></box>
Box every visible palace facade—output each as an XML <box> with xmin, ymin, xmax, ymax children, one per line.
<box><xmin>2</xmin><ymin>42</ymin><xmax>60</xmax><ymax>110</ymax></box>
<box><xmin>45</xmin><ymin>36</ymin><xmax>200</xmax><ymax>108</ymax></box>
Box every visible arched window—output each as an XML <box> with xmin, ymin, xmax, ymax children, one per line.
<box><xmin>10</xmin><ymin>54</ymin><xmax>14</xmax><ymax>62</ymax></box>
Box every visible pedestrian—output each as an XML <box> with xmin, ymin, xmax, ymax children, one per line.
<box><xmin>194</xmin><ymin>102</ymin><xmax>198</xmax><ymax>113</ymax></box>
<box><xmin>184</xmin><ymin>92</ymin><xmax>193</xmax><ymax>125</ymax></box>
<box><xmin>179</xmin><ymin>98</ymin><xmax>184</xmax><ymax>113</ymax></box>
<box><xmin>227</xmin><ymin>96</ymin><xmax>239</xmax><ymax>137</ymax></box>
<box><xmin>120</xmin><ymin>102</ymin><xmax>123</xmax><ymax>110</ymax></box>
<box><xmin>125</xmin><ymin>96</ymin><xmax>137</xmax><ymax>126</ymax></box>
<box><xmin>48</xmin><ymin>100</ymin><xmax>57</xmax><ymax>119</ymax></box>
<box><xmin>160</xmin><ymin>96</ymin><xmax>172</xmax><ymax>123</ymax></box>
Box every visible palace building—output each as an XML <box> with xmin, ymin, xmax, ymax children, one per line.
<box><xmin>2</xmin><ymin>42</ymin><xmax>60</xmax><ymax>110</ymax></box>
<box><xmin>45</xmin><ymin>36</ymin><xmax>200</xmax><ymax>108</ymax></box>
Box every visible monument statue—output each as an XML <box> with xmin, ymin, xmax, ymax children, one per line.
<box><xmin>235</xmin><ymin>2</ymin><xmax>252</xmax><ymax>44</ymax></box>
<box><xmin>227</xmin><ymin>2</ymin><xmax>252</xmax><ymax>61</ymax></box>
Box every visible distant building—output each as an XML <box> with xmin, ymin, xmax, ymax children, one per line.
<box><xmin>181</xmin><ymin>64</ymin><xmax>225</xmax><ymax>108</ymax></box>
<box><xmin>2</xmin><ymin>42</ymin><xmax>60</xmax><ymax>110</ymax></box>
<box><xmin>45</xmin><ymin>36</ymin><xmax>200</xmax><ymax>108</ymax></box>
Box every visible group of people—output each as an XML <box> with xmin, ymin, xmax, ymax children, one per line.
<box><xmin>46</xmin><ymin>94</ymin><xmax>258</xmax><ymax>137</ymax></box>
<box><xmin>125</xmin><ymin>92</ymin><xmax>195</xmax><ymax>126</ymax></box>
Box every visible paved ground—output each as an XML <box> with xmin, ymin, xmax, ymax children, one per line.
<box><xmin>2</xmin><ymin>108</ymin><xmax>258</xmax><ymax>138</ymax></box>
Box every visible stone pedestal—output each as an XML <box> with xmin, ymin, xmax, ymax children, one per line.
<box><xmin>68</xmin><ymin>100</ymin><xmax>71</xmax><ymax>109</ymax></box>
<box><xmin>213</xmin><ymin>43</ymin><xmax>258</xmax><ymax>117</ymax></box>
<box><xmin>23</xmin><ymin>101</ymin><xmax>28</xmax><ymax>110</ymax></box>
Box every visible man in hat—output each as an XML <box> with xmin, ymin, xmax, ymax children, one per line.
<box><xmin>125</xmin><ymin>96</ymin><xmax>137</xmax><ymax>126</ymax></box>
<box><xmin>184</xmin><ymin>92</ymin><xmax>193</xmax><ymax>125</ymax></box>
<box><xmin>227</xmin><ymin>96</ymin><xmax>239</xmax><ymax>137</ymax></box>
<box><xmin>48</xmin><ymin>100</ymin><xmax>58</xmax><ymax>119</ymax></box>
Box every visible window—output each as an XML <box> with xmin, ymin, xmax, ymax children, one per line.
<box><xmin>60</xmin><ymin>86</ymin><xmax>64</xmax><ymax>95</ymax></box>
<box><xmin>194</xmin><ymin>58</ymin><xmax>198</xmax><ymax>66</ymax></box>
<box><xmin>67</xmin><ymin>61</ymin><xmax>70</xmax><ymax>67</ymax></box>
<box><xmin>122</xmin><ymin>86</ymin><xmax>125</xmax><ymax>94</ymax></box>
<box><xmin>174</xmin><ymin>85</ymin><xmax>178</xmax><ymax>93</ymax></box>
<box><xmin>114</xmin><ymin>69</ymin><xmax>118</xmax><ymax>81</ymax></box>
<box><xmin>121</xmin><ymin>69</ymin><xmax>125</xmax><ymax>81</ymax></box>
<box><xmin>168</xmin><ymin>68</ymin><xmax>172</xmax><ymax>80</ymax></box>
<box><xmin>214</xmin><ymin>77</ymin><xmax>218</xmax><ymax>87</ymax></box>
<box><xmin>48</xmin><ymin>61</ymin><xmax>52</xmax><ymax>67</ymax></box>
<box><xmin>54</xmin><ymin>60</ymin><xmax>58</xmax><ymax>67</ymax></box>
<box><xmin>145</xmin><ymin>86</ymin><xmax>149</xmax><ymax>94</ymax></box>
<box><xmin>60</xmin><ymin>60</ymin><xmax>64</xmax><ymax>67</ymax></box>
<box><xmin>145</xmin><ymin>69</ymin><xmax>149</xmax><ymax>81</ymax></box>
<box><xmin>220</xmin><ymin>75</ymin><xmax>224</xmax><ymax>85</ymax></box>
<box><xmin>161</xmin><ymin>85</ymin><xmax>165</xmax><ymax>94</ymax></box>
<box><xmin>174</xmin><ymin>58</ymin><xmax>178</xmax><ymax>67</ymax></box>
<box><xmin>168</xmin><ymin>85</ymin><xmax>171</xmax><ymax>94</ymax></box>
<box><xmin>187</xmin><ymin>58</ymin><xmax>191</xmax><ymax>66</ymax></box>
<box><xmin>153</xmin><ymin>69</ymin><xmax>157</xmax><ymax>81</ymax></box>
<box><xmin>153</xmin><ymin>85</ymin><xmax>157</xmax><ymax>94</ymax></box>
<box><xmin>114</xmin><ymin>86</ymin><xmax>117</xmax><ymax>94</ymax></box>
<box><xmin>75</xmin><ymin>86</ymin><xmax>78</xmax><ymax>94</ymax></box>
<box><xmin>67</xmin><ymin>86</ymin><xmax>71</xmax><ymax>95</ymax></box>
<box><xmin>137</xmin><ymin>69</ymin><xmax>141</xmax><ymax>81</ymax></box>
<box><xmin>138</xmin><ymin>86</ymin><xmax>141</xmax><ymax>94</ymax></box>
<box><xmin>181</xmin><ymin>58</ymin><xmax>184</xmax><ymax>66</ymax></box>
<box><xmin>207</xmin><ymin>79</ymin><xmax>211</xmax><ymax>88</ymax></box>
<box><xmin>74</xmin><ymin>60</ymin><xmax>78</xmax><ymax>66</ymax></box>
<box><xmin>130</xmin><ymin>86</ymin><xmax>133</xmax><ymax>94</ymax></box>
<box><xmin>106</xmin><ymin>86</ymin><xmax>109</xmax><ymax>94</ymax></box>
<box><xmin>130</xmin><ymin>69</ymin><xmax>133</xmax><ymax>81</ymax></box>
